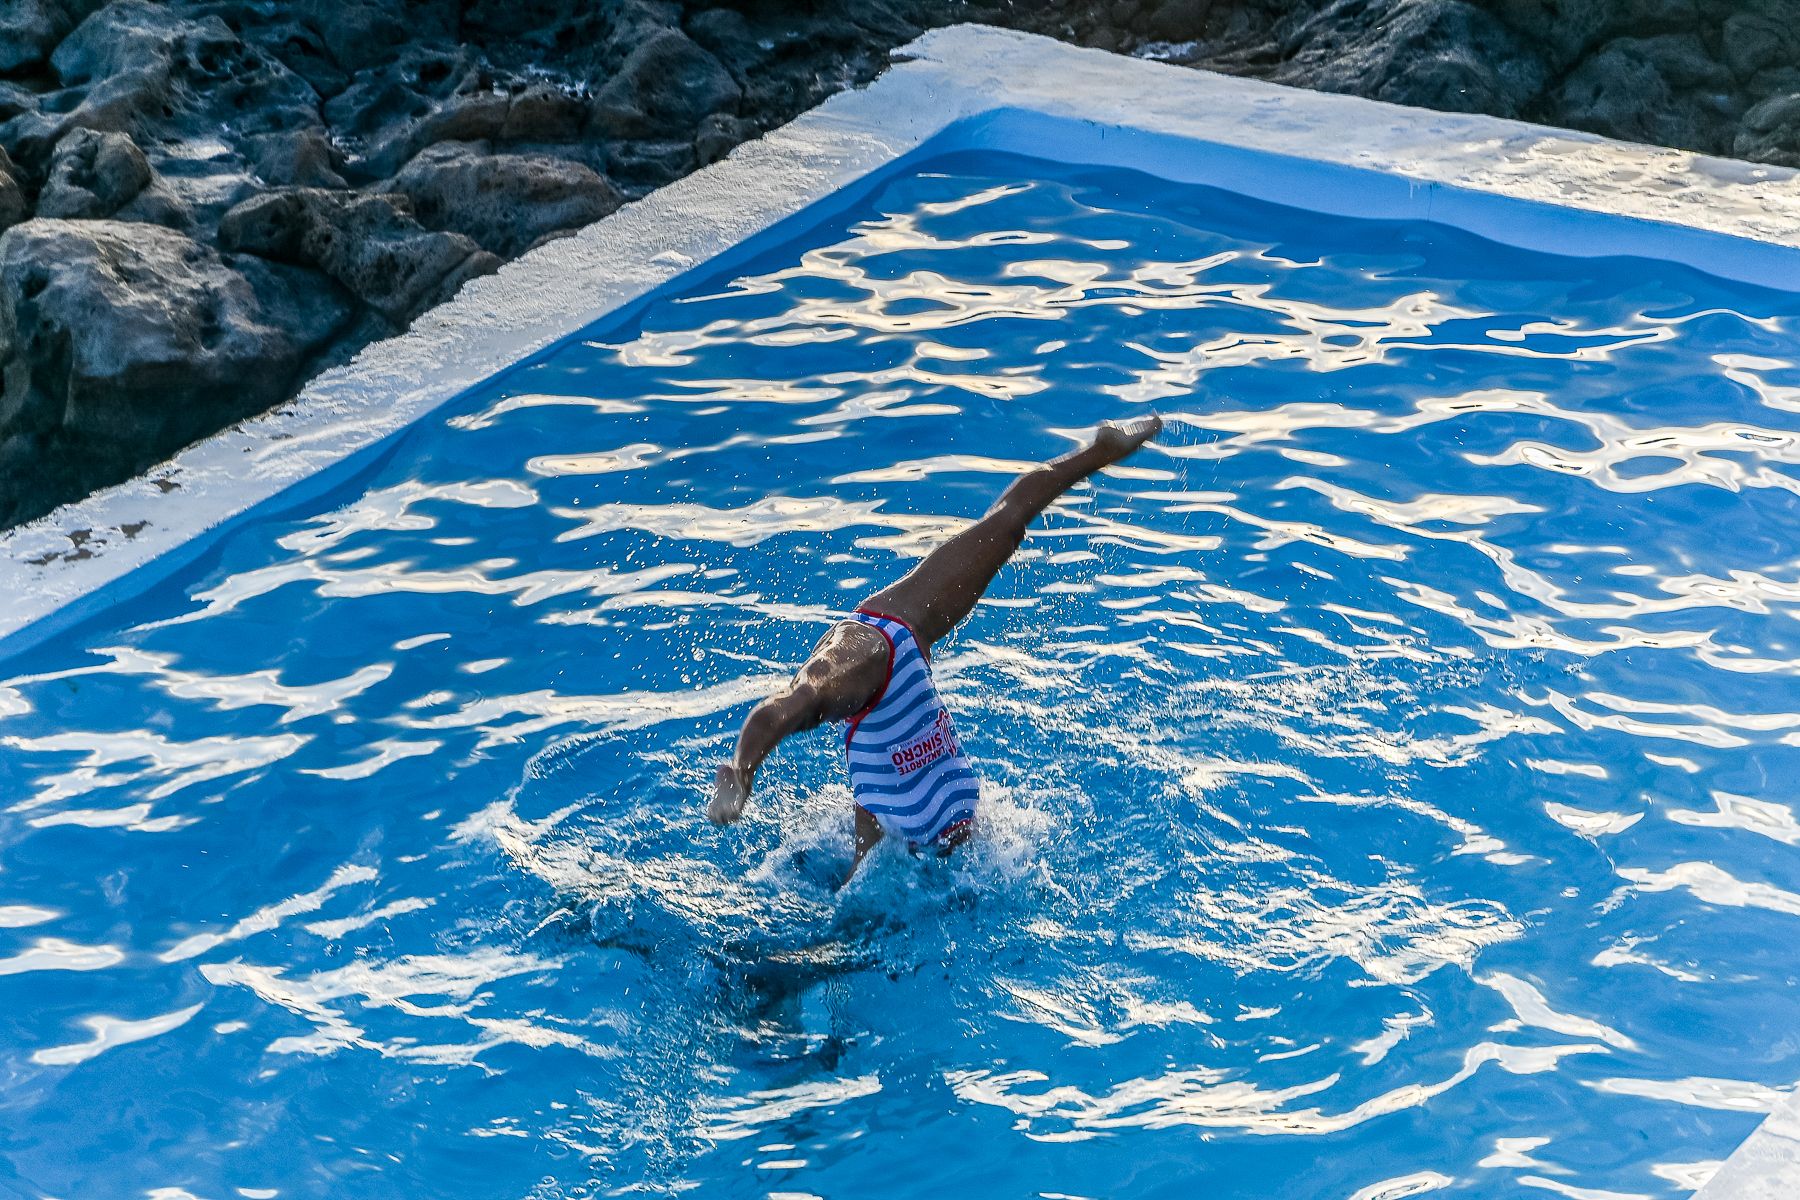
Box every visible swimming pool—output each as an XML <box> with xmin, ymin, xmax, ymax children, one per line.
<box><xmin>7</xmin><ymin>25</ymin><xmax>1800</xmax><ymax>1200</ymax></box>
<box><xmin>7</xmin><ymin>131</ymin><xmax>1800</xmax><ymax>1197</ymax></box>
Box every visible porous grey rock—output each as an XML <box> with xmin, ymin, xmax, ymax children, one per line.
<box><xmin>1553</xmin><ymin>35</ymin><xmax>1725</xmax><ymax>153</ymax></box>
<box><xmin>1735</xmin><ymin>93</ymin><xmax>1800</xmax><ymax>169</ymax></box>
<box><xmin>687</xmin><ymin>5</ymin><xmax>894</xmax><ymax>120</ymax></box>
<box><xmin>323</xmin><ymin>45</ymin><xmax>477</xmax><ymax>132</ymax></box>
<box><xmin>501</xmin><ymin>84</ymin><xmax>591</xmax><ymax>142</ymax></box>
<box><xmin>290</xmin><ymin>0</ymin><xmax>454</xmax><ymax>74</ymax></box>
<box><xmin>62</xmin><ymin>1</ymin><xmax>322</xmax><ymax>132</ymax></box>
<box><xmin>1623</xmin><ymin>32</ymin><xmax>1735</xmax><ymax>93</ymax></box>
<box><xmin>252</xmin><ymin>19</ymin><xmax>348</xmax><ymax>98</ymax></box>
<box><xmin>0</xmin><ymin>0</ymin><xmax>107</xmax><ymax>75</ymax></box>
<box><xmin>391</xmin><ymin>87</ymin><xmax>510</xmax><ymax>146</ymax></box>
<box><xmin>1723</xmin><ymin>11</ymin><xmax>1800</xmax><ymax>85</ymax></box>
<box><xmin>231</xmin><ymin>257</ymin><xmax>365</xmax><ymax>367</ymax></box>
<box><xmin>361</xmin><ymin>83</ymin><xmax>594</xmax><ymax>178</ymax></box>
<box><xmin>0</xmin><ymin>1</ymin><xmax>66</xmax><ymax>74</ymax></box>
<box><xmin>64</xmin><ymin>65</ymin><xmax>173</xmax><ymax>137</ymax></box>
<box><xmin>320</xmin><ymin>47</ymin><xmax>599</xmax><ymax>178</ymax></box>
<box><xmin>695</xmin><ymin>112</ymin><xmax>749</xmax><ymax>166</ymax></box>
<box><xmin>0</xmin><ymin>218</ymin><xmax>341</xmax><ymax>450</ymax></box>
<box><xmin>595</xmin><ymin>0</ymin><xmax>686</xmax><ymax>67</ymax></box>
<box><xmin>1278</xmin><ymin>0</ymin><xmax>1549</xmax><ymax>120</ymax></box>
<box><xmin>1146</xmin><ymin>0</ymin><xmax>1212</xmax><ymax>42</ymax></box>
<box><xmin>240</xmin><ymin>129</ymin><xmax>347</xmax><ymax>191</ymax></box>
<box><xmin>2</xmin><ymin>0</ymin><xmax>322</xmax><ymax>185</ymax></box>
<box><xmin>685</xmin><ymin>3</ymin><xmax>873</xmax><ymax>85</ymax></box>
<box><xmin>0</xmin><ymin>149</ymin><xmax>25</xmax><ymax>233</ymax></box>
<box><xmin>1748</xmin><ymin>66</ymin><xmax>1800</xmax><ymax>104</ymax></box>
<box><xmin>590</xmin><ymin>29</ymin><xmax>742</xmax><ymax>139</ymax></box>
<box><xmin>218</xmin><ymin>187</ymin><xmax>499</xmax><ymax>325</ymax></box>
<box><xmin>51</xmin><ymin>0</ymin><xmax>237</xmax><ymax>86</ymax></box>
<box><xmin>604</xmin><ymin>139</ymin><xmax>695</xmax><ymax>191</ymax></box>
<box><xmin>33</xmin><ymin>126</ymin><xmax>195</xmax><ymax>230</ymax></box>
<box><xmin>37</xmin><ymin>129</ymin><xmax>153</xmax><ymax>220</ymax></box>
<box><xmin>687</xmin><ymin>7</ymin><xmax>761</xmax><ymax>74</ymax></box>
<box><xmin>457</xmin><ymin>0</ymin><xmax>601</xmax><ymax>40</ymax></box>
<box><xmin>0</xmin><ymin>83</ymin><xmax>37</xmax><ymax>126</ymax></box>
<box><xmin>1477</xmin><ymin>0</ymin><xmax>1622</xmax><ymax>73</ymax></box>
<box><xmin>383</xmin><ymin>143</ymin><xmax>624</xmax><ymax>258</ymax></box>
<box><xmin>0</xmin><ymin>67</ymin><xmax>173</xmax><ymax>171</ymax></box>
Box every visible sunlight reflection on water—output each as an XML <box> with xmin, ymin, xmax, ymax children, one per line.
<box><xmin>3</xmin><ymin>151</ymin><xmax>1800</xmax><ymax>1199</ymax></box>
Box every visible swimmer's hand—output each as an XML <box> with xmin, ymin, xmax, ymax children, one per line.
<box><xmin>709</xmin><ymin>763</ymin><xmax>749</xmax><ymax>824</ymax></box>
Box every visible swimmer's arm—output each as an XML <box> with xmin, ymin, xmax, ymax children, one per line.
<box><xmin>709</xmin><ymin>662</ymin><xmax>874</xmax><ymax>823</ymax></box>
<box><xmin>709</xmin><ymin>683</ymin><xmax>826</xmax><ymax>823</ymax></box>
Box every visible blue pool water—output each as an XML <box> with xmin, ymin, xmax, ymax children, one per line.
<box><xmin>5</xmin><ymin>149</ymin><xmax>1800</xmax><ymax>1199</ymax></box>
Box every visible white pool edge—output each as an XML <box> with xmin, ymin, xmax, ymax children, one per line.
<box><xmin>1694</xmin><ymin>1087</ymin><xmax>1800</xmax><ymax>1198</ymax></box>
<box><xmin>2</xmin><ymin>25</ymin><xmax>1798</xmax><ymax>1190</ymax></box>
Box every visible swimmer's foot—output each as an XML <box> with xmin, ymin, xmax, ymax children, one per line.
<box><xmin>1092</xmin><ymin>413</ymin><xmax>1163</xmax><ymax>461</ymax></box>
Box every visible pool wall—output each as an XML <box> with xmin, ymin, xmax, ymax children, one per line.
<box><xmin>2</xmin><ymin>25</ymin><xmax>1798</xmax><ymax>1189</ymax></box>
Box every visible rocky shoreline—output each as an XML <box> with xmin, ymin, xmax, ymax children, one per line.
<box><xmin>1</xmin><ymin>0</ymin><xmax>1795</xmax><ymax>529</ymax></box>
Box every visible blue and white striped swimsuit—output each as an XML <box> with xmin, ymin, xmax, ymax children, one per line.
<box><xmin>844</xmin><ymin>610</ymin><xmax>980</xmax><ymax>850</ymax></box>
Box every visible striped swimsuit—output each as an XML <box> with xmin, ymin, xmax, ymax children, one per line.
<box><xmin>843</xmin><ymin>610</ymin><xmax>980</xmax><ymax>850</ymax></box>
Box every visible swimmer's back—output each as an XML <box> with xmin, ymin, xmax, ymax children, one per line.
<box><xmin>840</xmin><ymin>609</ymin><xmax>979</xmax><ymax>849</ymax></box>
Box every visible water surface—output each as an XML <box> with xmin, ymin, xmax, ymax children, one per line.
<box><xmin>4</xmin><ymin>151</ymin><xmax>1800</xmax><ymax>1199</ymax></box>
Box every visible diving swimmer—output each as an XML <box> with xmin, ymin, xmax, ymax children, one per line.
<box><xmin>708</xmin><ymin>414</ymin><xmax>1164</xmax><ymax>885</ymax></box>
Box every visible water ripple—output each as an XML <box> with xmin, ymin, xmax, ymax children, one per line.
<box><xmin>0</xmin><ymin>150</ymin><xmax>1794</xmax><ymax>1199</ymax></box>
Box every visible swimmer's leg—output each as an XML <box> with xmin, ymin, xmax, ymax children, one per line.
<box><xmin>840</xmin><ymin>805</ymin><xmax>884</xmax><ymax>890</ymax></box>
<box><xmin>862</xmin><ymin>414</ymin><xmax>1162</xmax><ymax>648</ymax></box>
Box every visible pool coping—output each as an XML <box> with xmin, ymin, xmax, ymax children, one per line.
<box><xmin>2</xmin><ymin>23</ymin><xmax>1798</xmax><ymax>1191</ymax></box>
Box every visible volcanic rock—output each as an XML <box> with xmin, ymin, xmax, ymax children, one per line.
<box><xmin>1278</xmin><ymin>0</ymin><xmax>1549</xmax><ymax>119</ymax></box>
<box><xmin>288</xmin><ymin>0</ymin><xmax>453</xmax><ymax>74</ymax></box>
<box><xmin>36</xmin><ymin>128</ymin><xmax>151</xmax><ymax>219</ymax></box>
<box><xmin>0</xmin><ymin>218</ymin><xmax>346</xmax><ymax>456</ymax></box>
<box><xmin>687</xmin><ymin>8</ymin><xmax>762</xmax><ymax>74</ymax></box>
<box><xmin>590</xmin><ymin>29</ymin><xmax>741</xmax><ymax>140</ymax></box>
<box><xmin>243</xmin><ymin>129</ymin><xmax>349</xmax><ymax>190</ymax></box>
<box><xmin>1736</xmin><ymin>94</ymin><xmax>1800</xmax><ymax>168</ymax></box>
<box><xmin>0</xmin><ymin>0</ymin><xmax>105</xmax><ymax>75</ymax></box>
<box><xmin>1553</xmin><ymin>36</ymin><xmax>1725</xmax><ymax>153</ymax></box>
<box><xmin>1146</xmin><ymin>0</ymin><xmax>1213</xmax><ymax>43</ymax></box>
<box><xmin>604</xmin><ymin>139</ymin><xmax>695</xmax><ymax>191</ymax></box>
<box><xmin>1723</xmin><ymin>11</ymin><xmax>1800</xmax><ymax>88</ymax></box>
<box><xmin>0</xmin><ymin>150</ymin><xmax>25</xmax><ymax>233</ymax></box>
<box><xmin>218</xmin><ymin>187</ymin><xmax>498</xmax><ymax>326</ymax></box>
<box><xmin>383</xmin><ymin>143</ymin><xmax>624</xmax><ymax>258</ymax></box>
<box><xmin>50</xmin><ymin>0</ymin><xmax>236</xmax><ymax>86</ymax></box>
<box><xmin>695</xmin><ymin>112</ymin><xmax>750</xmax><ymax>166</ymax></box>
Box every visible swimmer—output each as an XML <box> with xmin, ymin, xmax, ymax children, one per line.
<box><xmin>709</xmin><ymin>414</ymin><xmax>1163</xmax><ymax>885</ymax></box>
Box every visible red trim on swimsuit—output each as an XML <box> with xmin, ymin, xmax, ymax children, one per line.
<box><xmin>854</xmin><ymin>606</ymin><xmax>916</xmax><ymax>634</ymax></box>
<box><xmin>934</xmin><ymin>816</ymin><xmax>974</xmax><ymax>851</ymax></box>
<box><xmin>855</xmin><ymin>606</ymin><xmax>929</xmax><ymax>663</ymax></box>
